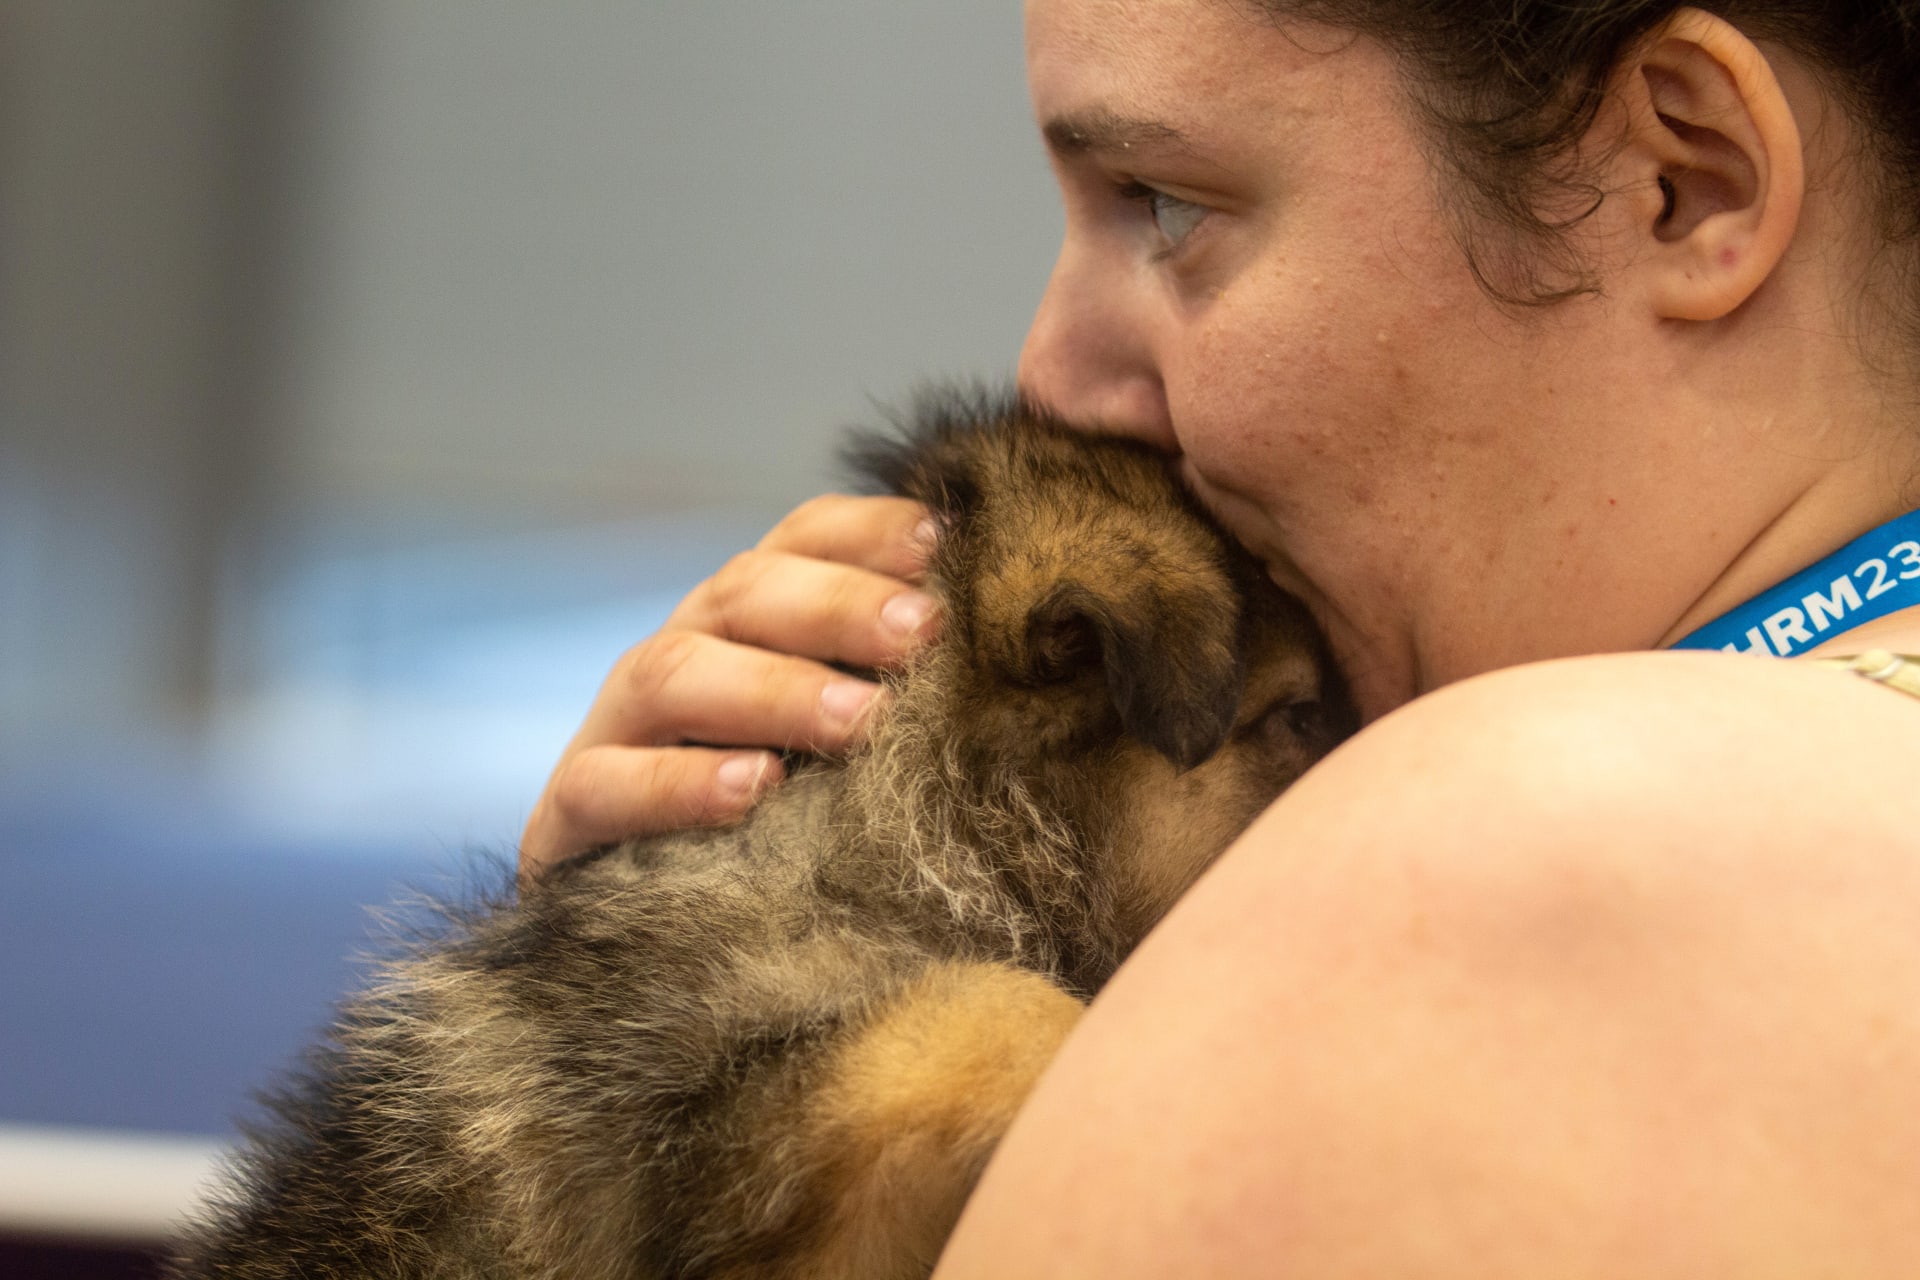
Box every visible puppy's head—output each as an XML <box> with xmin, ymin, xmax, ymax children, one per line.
<box><xmin>850</xmin><ymin>387</ymin><xmax>1352</xmax><ymax>935</ymax></box>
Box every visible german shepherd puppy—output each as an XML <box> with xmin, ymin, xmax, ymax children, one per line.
<box><xmin>171</xmin><ymin>389</ymin><xmax>1351</xmax><ymax>1280</ymax></box>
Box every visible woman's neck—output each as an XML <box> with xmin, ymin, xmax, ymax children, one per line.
<box><xmin>1656</xmin><ymin>447</ymin><xmax>1920</xmax><ymax>655</ymax></box>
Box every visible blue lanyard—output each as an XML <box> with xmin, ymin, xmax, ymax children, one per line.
<box><xmin>1670</xmin><ymin>508</ymin><xmax>1920</xmax><ymax>656</ymax></box>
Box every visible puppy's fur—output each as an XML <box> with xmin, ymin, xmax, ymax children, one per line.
<box><xmin>171</xmin><ymin>391</ymin><xmax>1351</xmax><ymax>1280</ymax></box>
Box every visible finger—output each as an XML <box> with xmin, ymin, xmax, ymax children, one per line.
<box><xmin>520</xmin><ymin>744</ymin><xmax>785</xmax><ymax>879</ymax></box>
<box><xmin>758</xmin><ymin>494</ymin><xmax>937</xmax><ymax>582</ymax></box>
<box><xmin>665</xmin><ymin>549</ymin><xmax>942</xmax><ymax>669</ymax></box>
<box><xmin>580</xmin><ymin>630</ymin><xmax>891</xmax><ymax>757</ymax></box>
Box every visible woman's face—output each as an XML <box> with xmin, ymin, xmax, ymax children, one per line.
<box><xmin>1021</xmin><ymin>0</ymin><xmax>1658</xmax><ymax>718</ymax></box>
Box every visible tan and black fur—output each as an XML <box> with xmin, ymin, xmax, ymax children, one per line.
<box><xmin>171</xmin><ymin>389</ymin><xmax>1352</xmax><ymax>1280</ymax></box>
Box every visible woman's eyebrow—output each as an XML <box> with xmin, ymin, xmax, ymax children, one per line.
<box><xmin>1042</xmin><ymin>108</ymin><xmax>1192</xmax><ymax>159</ymax></box>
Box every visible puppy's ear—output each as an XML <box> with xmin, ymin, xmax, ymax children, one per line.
<box><xmin>1024</xmin><ymin>582</ymin><xmax>1245</xmax><ymax>770</ymax></box>
<box><xmin>838</xmin><ymin>383</ymin><xmax>1014</xmax><ymax>516</ymax></box>
<box><xmin>842</xmin><ymin>428</ymin><xmax>981</xmax><ymax>517</ymax></box>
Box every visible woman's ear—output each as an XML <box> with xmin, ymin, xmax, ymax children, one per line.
<box><xmin>1613</xmin><ymin>8</ymin><xmax>1804</xmax><ymax>322</ymax></box>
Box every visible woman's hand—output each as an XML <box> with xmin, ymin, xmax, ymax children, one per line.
<box><xmin>519</xmin><ymin>495</ymin><xmax>940</xmax><ymax>879</ymax></box>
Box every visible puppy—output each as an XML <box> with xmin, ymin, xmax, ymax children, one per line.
<box><xmin>171</xmin><ymin>389</ymin><xmax>1351</xmax><ymax>1280</ymax></box>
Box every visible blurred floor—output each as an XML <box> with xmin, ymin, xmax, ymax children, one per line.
<box><xmin>0</xmin><ymin>520</ymin><xmax>729</xmax><ymax>1253</ymax></box>
<box><xmin>0</xmin><ymin>516</ymin><xmax>729</xmax><ymax>1140</ymax></box>
<box><xmin>1</xmin><ymin>739</ymin><xmax>446</xmax><ymax>1137</ymax></box>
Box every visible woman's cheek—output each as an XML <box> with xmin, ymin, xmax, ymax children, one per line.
<box><xmin>1174</xmin><ymin>311</ymin><xmax>1323</xmax><ymax>494</ymax></box>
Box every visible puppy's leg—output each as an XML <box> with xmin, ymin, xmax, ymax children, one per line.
<box><xmin>776</xmin><ymin>961</ymin><xmax>1083</xmax><ymax>1280</ymax></box>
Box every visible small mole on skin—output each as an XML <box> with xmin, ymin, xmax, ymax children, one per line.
<box><xmin>1720</xmin><ymin>248</ymin><xmax>1739</xmax><ymax>269</ymax></box>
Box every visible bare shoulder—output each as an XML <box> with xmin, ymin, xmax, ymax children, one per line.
<box><xmin>1301</xmin><ymin>649</ymin><xmax>1920</xmax><ymax>862</ymax></box>
<box><xmin>1186</xmin><ymin>651</ymin><xmax>1920</xmax><ymax>1059</ymax></box>
<box><xmin>935</xmin><ymin>651</ymin><xmax>1920</xmax><ymax>1277</ymax></box>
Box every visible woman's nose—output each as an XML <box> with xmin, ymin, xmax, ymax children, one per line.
<box><xmin>1016</xmin><ymin>246</ymin><xmax>1177</xmax><ymax>449</ymax></box>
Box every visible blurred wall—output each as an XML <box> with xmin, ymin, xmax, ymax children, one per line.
<box><xmin>1</xmin><ymin>1</ymin><xmax>290</xmax><ymax>736</ymax></box>
<box><xmin>0</xmin><ymin>0</ymin><xmax>1058</xmax><ymax>748</ymax></box>
<box><xmin>272</xmin><ymin>0</ymin><xmax>1057</xmax><ymax>520</ymax></box>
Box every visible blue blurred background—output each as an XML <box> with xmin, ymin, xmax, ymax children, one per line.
<box><xmin>0</xmin><ymin>0</ymin><xmax>1054</xmax><ymax>1255</ymax></box>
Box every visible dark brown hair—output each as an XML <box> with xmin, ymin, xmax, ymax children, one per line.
<box><xmin>1249</xmin><ymin>1</ymin><xmax>1920</xmax><ymax>310</ymax></box>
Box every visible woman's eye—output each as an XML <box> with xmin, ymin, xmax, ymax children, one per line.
<box><xmin>1118</xmin><ymin>182</ymin><xmax>1209</xmax><ymax>252</ymax></box>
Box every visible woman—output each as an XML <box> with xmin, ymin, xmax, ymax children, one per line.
<box><xmin>524</xmin><ymin>2</ymin><xmax>1920</xmax><ymax>1272</ymax></box>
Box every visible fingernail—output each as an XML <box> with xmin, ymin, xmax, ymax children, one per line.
<box><xmin>909</xmin><ymin>516</ymin><xmax>939</xmax><ymax>560</ymax></box>
<box><xmin>880</xmin><ymin>590</ymin><xmax>939</xmax><ymax>643</ymax></box>
<box><xmin>715</xmin><ymin>752</ymin><xmax>777</xmax><ymax>802</ymax></box>
<box><xmin>819</xmin><ymin>677</ymin><xmax>880</xmax><ymax>730</ymax></box>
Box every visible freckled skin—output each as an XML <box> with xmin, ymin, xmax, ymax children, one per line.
<box><xmin>1017</xmin><ymin>0</ymin><xmax>1920</xmax><ymax>720</ymax></box>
